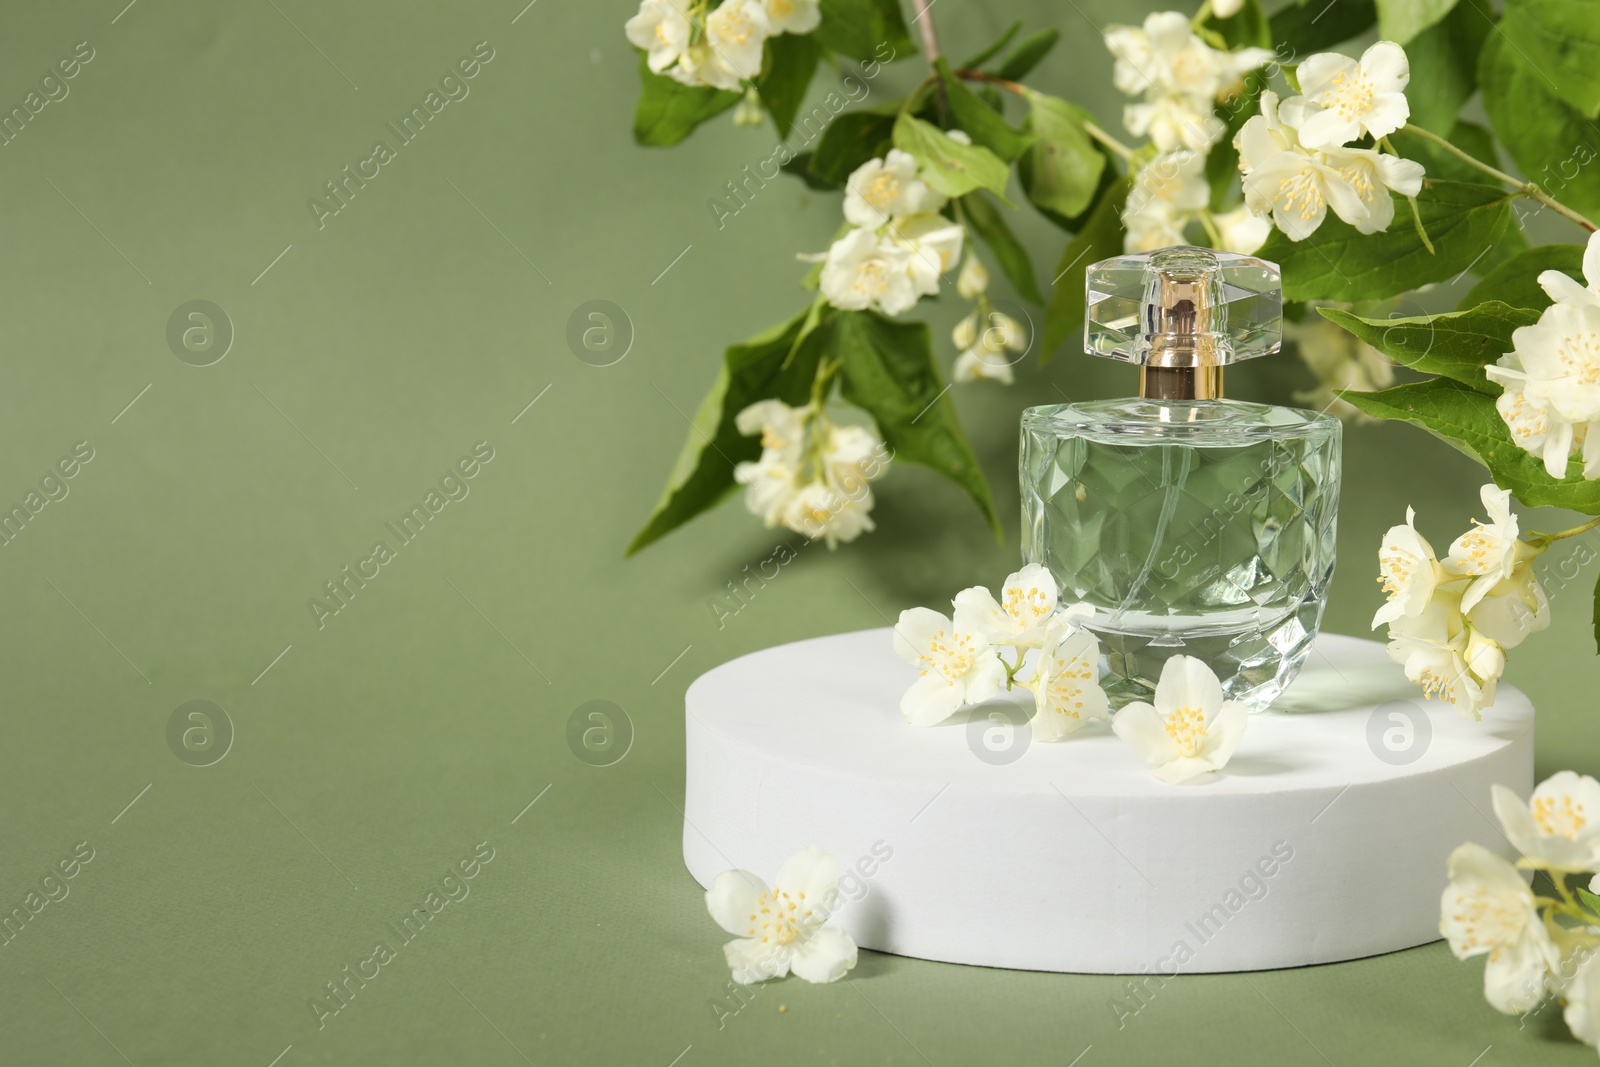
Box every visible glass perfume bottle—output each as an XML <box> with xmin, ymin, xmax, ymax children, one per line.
<box><xmin>1020</xmin><ymin>247</ymin><xmax>1341</xmax><ymax>712</ymax></box>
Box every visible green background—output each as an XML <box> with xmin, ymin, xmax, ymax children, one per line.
<box><xmin>0</xmin><ymin>0</ymin><xmax>1594</xmax><ymax>1063</ymax></box>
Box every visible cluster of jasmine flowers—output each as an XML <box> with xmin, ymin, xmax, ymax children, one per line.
<box><xmin>625</xmin><ymin>0</ymin><xmax>819</xmax><ymax>97</ymax></box>
<box><xmin>1104</xmin><ymin>11</ymin><xmax>1272</xmax><ymax>255</ymax></box>
<box><xmin>1371</xmin><ymin>483</ymin><xmax>1551</xmax><ymax>720</ymax></box>
<box><xmin>1443</xmin><ymin>771</ymin><xmax>1600</xmax><ymax>1048</ymax></box>
<box><xmin>813</xmin><ymin>148</ymin><xmax>966</xmax><ymax>316</ymax></box>
<box><xmin>732</xmin><ymin>399</ymin><xmax>889</xmax><ymax>548</ymax></box>
<box><xmin>1490</xmin><ymin>229</ymin><xmax>1600</xmax><ymax>478</ymax></box>
<box><xmin>1234</xmin><ymin>41</ymin><xmax>1425</xmax><ymax>241</ymax></box>
<box><xmin>893</xmin><ymin>564</ymin><xmax>1249</xmax><ymax>784</ymax></box>
<box><xmin>949</xmin><ymin>254</ymin><xmax>1028</xmax><ymax>385</ymax></box>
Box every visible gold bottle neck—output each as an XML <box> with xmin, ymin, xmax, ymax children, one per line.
<box><xmin>1139</xmin><ymin>365</ymin><xmax>1224</xmax><ymax>401</ymax></box>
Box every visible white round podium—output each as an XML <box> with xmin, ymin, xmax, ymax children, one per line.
<box><xmin>682</xmin><ymin>630</ymin><xmax>1534</xmax><ymax>974</ymax></box>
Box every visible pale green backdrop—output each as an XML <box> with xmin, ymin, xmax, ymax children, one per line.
<box><xmin>0</xmin><ymin>1</ymin><xmax>1592</xmax><ymax>1064</ymax></box>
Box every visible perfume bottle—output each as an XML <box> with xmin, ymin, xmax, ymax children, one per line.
<box><xmin>1020</xmin><ymin>247</ymin><xmax>1342</xmax><ymax>712</ymax></box>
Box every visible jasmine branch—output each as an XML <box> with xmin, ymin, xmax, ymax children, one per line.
<box><xmin>1401</xmin><ymin>123</ymin><xmax>1597</xmax><ymax>233</ymax></box>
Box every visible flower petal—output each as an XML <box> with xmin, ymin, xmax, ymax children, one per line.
<box><xmin>1111</xmin><ymin>701</ymin><xmax>1179</xmax><ymax>765</ymax></box>
<box><xmin>1202</xmin><ymin>700</ymin><xmax>1250</xmax><ymax>768</ymax></box>
<box><xmin>1361</xmin><ymin>41</ymin><xmax>1410</xmax><ymax>91</ymax></box>
<box><xmin>1154</xmin><ymin>655</ymin><xmax>1223</xmax><ymax>718</ymax></box>
<box><xmin>788</xmin><ymin>925</ymin><xmax>858</xmax><ymax>983</ymax></box>
<box><xmin>707</xmin><ymin>870</ymin><xmax>769</xmax><ymax>936</ymax></box>
<box><xmin>901</xmin><ymin>671</ymin><xmax>966</xmax><ymax>727</ymax></box>
<box><xmin>724</xmin><ymin>937</ymin><xmax>789</xmax><ymax>983</ymax></box>
<box><xmin>775</xmin><ymin>846</ymin><xmax>841</xmax><ymax>910</ymax></box>
<box><xmin>1538</xmin><ymin>269</ymin><xmax>1596</xmax><ymax>308</ymax></box>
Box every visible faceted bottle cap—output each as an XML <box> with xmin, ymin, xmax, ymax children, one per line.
<box><xmin>1085</xmin><ymin>246</ymin><xmax>1281</xmax><ymax>368</ymax></box>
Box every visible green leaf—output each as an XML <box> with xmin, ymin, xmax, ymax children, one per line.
<box><xmin>1343</xmin><ymin>378</ymin><xmax>1600</xmax><ymax>512</ymax></box>
<box><xmin>1463</xmin><ymin>244</ymin><xmax>1585</xmax><ymax>309</ymax></box>
<box><xmin>1480</xmin><ymin>33</ymin><xmax>1600</xmax><ymax>223</ymax></box>
<box><xmin>1017</xmin><ymin>92</ymin><xmax>1107</xmax><ymax>221</ymax></box>
<box><xmin>1200</xmin><ymin>0</ymin><xmax>1271</xmax><ymax>49</ymax></box>
<box><xmin>1256</xmin><ymin>180</ymin><xmax>1513</xmax><ymax>303</ymax></box>
<box><xmin>1041</xmin><ymin>178</ymin><xmax>1130</xmax><ymax>363</ymax></box>
<box><xmin>960</xmin><ymin>20</ymin><xmax>1021</xmax><ymax>69</ymax></box>
<box><xmin>627</xmin><ymin>310</ymin><xmax>826</xmax><ymax>554</ymax></box>
<box><xmin>1269</xmin><ymin>0</ymin><xmax>1376</xmax><ymax>53</ymax></box>
<box><xmin>1375</xmin><ymin>0</ymin><xmax>1460</xmax><ymax>45</ymax></box>
<box><xmin>804</xmin><ymin>108</ymin><xmax>897</xmax><ymax>187</ymax></box>
<box><xmin>892</xmin><ymin>113</ymin><xmax>1012</xmax><ymax>200</ymax></box>
<box><xmin>816</xmin><ymin>0</ymin><xmax>916</xmax><ymax>63</ymax></box>
<box><xmin>832</xmin><ymin>310</ymin><xmax>1001</xmax><ymax>538</ymax></box>
<box><xmin>997</xmin><ymin>29</ymin><xmax>1061</xmax><ymax>81</ymax></box>
<box><xmin>1593</xmin><ymin>570</ymin><xmax>1600</xmax><ymax>655</ymax></box>
<box><xmin>961</xmin><ymin>192</ymin><xmax>1043</xmax><ymax>304</ymax></box>
<box><xmin>934</xmin><ymin>58</ymin><xmax>1033</xmax><ymax>162</ymax></box>
<box><xmin>1387</xmin><ymin>121</ymin><xmax>1497</xmax><ymax>185</ymax></box>
<box><xmin>1317</xmin><ymin>301</ymin><xmax>1539</xmax><ymax>393</ymax></box>
<box><xmin>1580</xmin><ymin>882</ymin><xmax>1600</xmax><ymax>915</ymax></box>
<box><xmin>631</xmin><ymin>54</ymin><xmax>740</xmax><ymax>147</ymax></box>
<box><xmin>1500</xmin><ymin>0</ymin><xmax>1600</xmax><ymax>116</ymax></box>
<box><xmin>758</xmin><ymin>32</ymin><xmax>821</xmax><ymax>140</ymax></box>
<box><xmin>1405</xmin><ymin>2</ymin><xmax>1490</xmax><ymax>133</ymax></box>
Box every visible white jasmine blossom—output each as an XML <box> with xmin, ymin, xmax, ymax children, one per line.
<box><xmin>625</xmin><ymin>0</ymin><xmax>693</xmax><ymax>75</ymax></box>
<box><xmin>1492</xmin><ymin>772</ymin><xmax>1600</xmax><ymax>872</ymax></box>
<box><xmin>706</xmin><ymin>846</ymin><xmax>858</xmax><ymax>984</ymax></box>
<box><xmin>1289</xmin><ymin>41</ymin><xmax>1411</xmax><ymax>150</ymax></box>
<box><xmin>762</xmin><ymin>0</ymin><xmax>820</xmax><ymax>35</ymax></box>
<box><xmin>951</xmin><ymin>563</ymin><xmax>1062</xmax><ymax>648</ymax></box>
<box><xmin>1487</xmin><ymin>350</ymin><xmax>1595</xmax><ymax>479</ymax></box>
<box><xmin>1104</xmin><ymin>12</ymin><xmax>1269</xmax><ymax>153</ymax></box>
<box><xmin>702</xmin><ymin>0</ymin><xmax>772</xmax><ymax>90</ymax></box>
<box><xmin>843</xmin><ymin>150</ymin><xmax>946</xmax><ymax>228</ymax></box>
<box><xmin>733</xmin><ymin>88</ymin><xmax>764</xmax><ymax>127</ymax></box>
<box><xmin>893</xmin><ymin>606</ymin><xmax>1008</xmax><ymax>726</ymax></box>
<box><xmin>1388</xmin><ymin>593</ymin><xmax>1495</xmax><ymax>720</ymax></box>
<box><xmin>1214</xmin><ymin>205</ymin><xmax>1270</xmax><ymax>254</ymax></box>
<box><xmin>956</xmin><ymin>254</ymin><xmax>989</xmax><ymax>300</ymax></box>
<box><xmin>1466</xmin><ymin>562</ymin><xmax>1550</xmax><ymax>651</ymax></box>
<box><xmin>1111</xmin><ymin>655</ymin><xmax>1248</xmax><ymax>784</ymax></box>
<box><xmin>1506</xmin><ymin>302</ymin><xmax>1600</xmax><ymax>426</ymax></box>
<box><xmin>952</xmin><ymin>312</ymin><xmax>978</xmax><ymax>351</ymax></box>
<box><xmin>1372</xmin><ymin>505</ymin><xmax>1447</xmax><ymax>627</ymax></box>
<box><xmin>1027</xmin><ymin>622</ymin><xmax>1110</xmax><ymax>741</ymax></box>
<box><xmin>1560</xmin><ymin>949</ymin><xmax>1600</xmax><ymax>1048</ymax></box>
<box><xmin>1440</xmin><ymin>842</ymin><xmax>1560</xmax><ymax>1014</ymax></box>
<box><xmin>894</xmin><ymin>213</ymin><xmax>965</xmax><ymax>298</ymax></box>
<box><xmin>1536</xmin><ymin>229</ymin><xmax>1600</xmax><ymax>309</ymax></box>
<box><xmin>952</xmin><ymin>310</ymin><xmax>1027</xmax><ymax>384</ymax></box>
<box><xmin>1235</xmin><ymin>91</ymin><xmax>1424</xmax><ymax>241</ymax></box>
<box><xmin>1122</xmin><ymin>149</ymin><xmax>1208</xmax><ymax>253</ymax></box>
<box><xmin>819</xmin><ymin>228</ymin><xmax>919</xmax><ymax>314</ymax></box>
<box><xmin>733</xmin><ymin>400</ymin><xmax>887</xmax><ymax>547</ymax></box>
<box><xmin>1446</xmin><ymin>484</ymin><xmax>1521</xmax><ymax>613</ymax></box>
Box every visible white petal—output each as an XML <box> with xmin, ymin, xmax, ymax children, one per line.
<box><xmin>1585</xmin><ymin>229</ymin><xmax>1600</xmax><ymax>291</ymax></box>
<box><xmin>788</xmin><ymin>925</ymin><xmax>858</xmax><ymax>983</ymax></box>
<box><xmin>724</xmin><ymin>937</ymin><xmax>788</xmax><ymax>983</ymax></box>
<box><xmin>1539</xmin><ymin>269</ymin><xmax>1596</xmax><ymax>308</ymax></box>
<box><xmin>1153</xmin><ymin>655</ymin><xmax>1223</xmax><ymax>717</ymax></box>
<box><xmin>1490</xmin><ymin>784</ymin><xmax>1546</xmax><ymax>862</ymax></box>
<box><xmin>1111</xmin><ymin>701</ymin><xmax>1179</xmax><ymax>765</ymax></box>
<box><xmin>1361</xmin><ymin>41</ymin><xmax>1410</xmax><ymax>92</ymax></box>
<box><xmin>891</xmin><ymin>607</ymin><xmax>946</xmax><ymax>666</ymax></box>
<box><xmin>1201</xmin><ymin>700</ymin><xmax>1249</xmax><ymax>768</ymax></box>
<box><xmin>1295</xmin><ymin>106</ymin><xmax>1360</xmax><ymax>150</ymax></box>
<box><xmin>774</xmin><ymin>846</ymin><xmax>841</xmax><ymax>908</ymax></box>
<box><xmin>1151</xmin><ymin>755</ymin><xmax>1223</xmax><ymax>785</ymax></box>
<box><xmin>901</xmin><ymin>672</ymin><xmax>966</xmax><ymax>727</ymax></box>
<box><xmin>1363</xmin><ymin>94</ymin><xmax>1409</xmax><ymax>139</ymax></box>
<box><xmin>707</xmin><ymin>870</ymin><xmax>769</xmax><ymax>936</ymax></box>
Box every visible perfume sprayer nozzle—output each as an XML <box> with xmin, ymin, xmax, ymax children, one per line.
<box><xmin>1085</xmin><ymin>246</ymin><xmax>1282</xmax><ymax>370</ymax></box>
